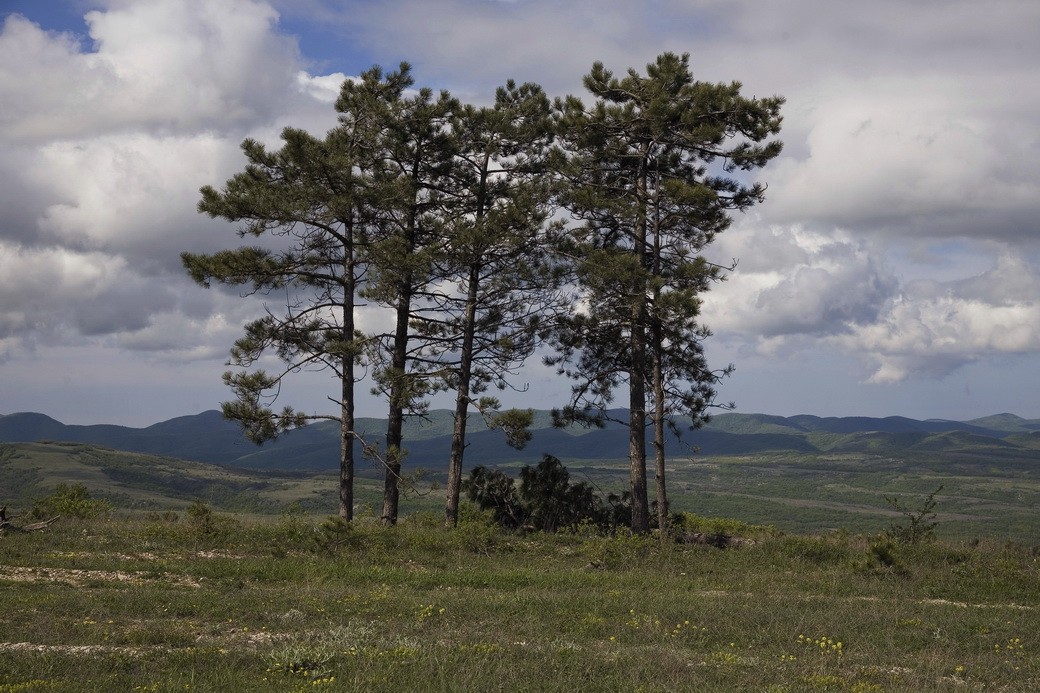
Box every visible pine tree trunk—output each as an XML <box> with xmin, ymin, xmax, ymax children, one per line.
<box><xmin>340</xmin><ymin>381</ymin><xmax>354</xmax><ymax>522</ymax></box>
<box><xmin>445</xmin><ymin>264</ymin><xmax>480</xmax><ymax>527</ymax></box>
<box><xmin>382</xmin><ymin>294</ymin><xmax>410</xmax><ymax>525</ymax></box>
<box><xmin>650</xmin><ymin>190</ymin><xmax>668</xmax><ymax>535</ymax></box>
<box><xmin>628</xmin><ymin>147</ymin><xmax>651</xmax><ymax>534</ymax></box>
<box><xmin>339</xmin><ymin>225</ymin><xmax>356</xmax><ymax>522</ymax></box>
<box><xmin>446</xmin><ymin>154</ymin><xmax>489</xmax><ymax>528</ymax></box>
<box><xmin>629</xmin><ymin>322</ymin><xmax>650</xmax><ymax>534</ymax></box>
<box><xmin>653</xmin><ymin>348</ymin><xmax>668</xmax><ymax>535</ymax></box>
<box><xmin>382</xmin><ymin>155</ymin><xmax>422</xmax><ymax>526</ymax></box>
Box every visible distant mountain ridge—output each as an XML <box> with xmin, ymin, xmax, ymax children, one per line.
<box><xmin>3</xmin><ymin>409</ymin><xmax>1040</xmax><ymax>473</ymax></box>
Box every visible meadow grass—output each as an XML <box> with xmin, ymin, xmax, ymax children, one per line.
<box><xmin>1</xmin><ymin>508</ymin><xmax>1038</xmax><ymax>692</ymax></box>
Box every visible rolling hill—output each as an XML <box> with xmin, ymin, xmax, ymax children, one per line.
<box><xmin>4</xmin><ymin>409</ymin><xmax>1040</xmax><ymax>472</ymax></box>
<box><xmin>5</xmin><ymin>409</ymin><xmax>1040</xmax><ymax>539</ymax></box>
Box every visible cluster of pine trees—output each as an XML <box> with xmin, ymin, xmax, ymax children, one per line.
<box><xmin>181</xmin><ymin>52</ymin><xmax>783</xmax><ymax>533</ymax></box>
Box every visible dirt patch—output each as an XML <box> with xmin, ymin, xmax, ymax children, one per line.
<box><xmin>194</xmin><ymin>549</ymin><xmax>248</xmax><ymax>559</ymax></box>
<box><xmin>0</xmin><ymin>566</ymin><xmax>201</xmax><ymax>588</ymax></box>
<box><xmin>0</xmin><ymin>642</ymin><xmax>154</xmax><ymax>655</ymax></box>
<box><xmin>921</xmin><ymin>597</ymin><xmax>1033</xmax><ymax>610</ymax></box>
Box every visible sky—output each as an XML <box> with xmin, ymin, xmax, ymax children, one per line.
<box><xmin>1</xmin><ymin>0</ymin><xmax>1039</xmax><ymax>426</ymax></box>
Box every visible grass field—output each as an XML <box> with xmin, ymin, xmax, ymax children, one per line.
<box><xmin>7</xmin><ymin>439</ymin><xmax>1040</xmax><ymax>543</ymax></box>
<box><xmin>2</xmin><ymin>507</ymin><xmax>1039</xmax><ymax>692</ymax></box>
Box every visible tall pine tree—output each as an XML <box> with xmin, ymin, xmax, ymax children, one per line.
<box><xmin>181</xmin><ymin>65</ymin><xmax>406</xmax><ymax>520</ymax></box>
<box><xmin>552</xmin><ymin>53</ymin><xmax>783</xmax><ymax>533</ymax></box>
<box><xmin>423</xmin><ymin>81</ymin><xmax>566</xmax><ymax>527</ymax></box>
<box><xmin>357</xmin><ymin>65</ymin><xmax>460</xmax><ymax>525</ymax></box>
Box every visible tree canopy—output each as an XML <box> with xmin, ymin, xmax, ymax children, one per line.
<box><xmin>550</xmin><ymin>52</ymin><xmax>783</xmax><ymax>532</ymax></box>
<box><xmin>183</xmin><ymin>53</ymin><xmax>783</xmax><ymax>533</ymax></box>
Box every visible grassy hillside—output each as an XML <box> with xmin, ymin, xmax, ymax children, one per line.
<box><xmin>1</xmin><ymin>513</ymin><xmax>1038</xmax><ymax>691</ymax></box>
<box><xmin>7</xmin><ymin>409</ymin><xmax>1040</xmax><ymax>474</ymax></box>
<box><xmin>5</xmin><ymin>437</ymin><xmax>1040</xmax><ymax>542</ymax></box>
<box><xmin>0</xmin><ymin>442</ymin><xmax>387</xmax><ymax>515</ymax></box>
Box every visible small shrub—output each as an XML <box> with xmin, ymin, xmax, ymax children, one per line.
<box><xmin>884</xmin><ymin>485</ymin><xmax>942</xmax><ymax>545</ymax></box>
<box><xmin>463</xmin><ymin>455</ymin><xmax>627</xmax><ymax>534</ymax></box>
<box><xmin>463</xmin><ymin>465</ymin><xmax>527</xmax><ymax>529</ymax></box>
<box><xmin>310</xmin><ymin>515</ymin><xmax>357</xmax><ymax>553</ymax></box>
<box><xmin>264</xmin><ymin>502</ymin><xmax>309</xmax><ymax>556</ymax></box>
<box><xmin>183</xmin><ymin>500</ymin><xmax>238</xmax><ymax>543</ymax></box>
<box><xmin>519</xmin><ymin>455</ymin><xmax>603</xmax><ymax>532</ymax></box>
<box><xmin>857</xmin><ymin>538</ymin><xmax>910</xmax><ymax>577</ymax></box>
<box><xmin>454</xmin><ymin>505</ymin><xmax>500</xmax><ymax>555</ymax></box>
<box><xmin>186</xmin><ymin>500</ymin><xmax>217</xmax><ymax>535</ymax></box>
<box><xmin>29</xmin><ymin>483</ymin><xmax>111</xmax><ymax>520</ymax></box>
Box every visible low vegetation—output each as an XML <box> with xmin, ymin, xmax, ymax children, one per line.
<box><xmin>1</xmin><ymin>491</ymin><xmax>1038</xmax><ymax>691</ymax></box>
<box><xmin>6</xmin><ymin>439</ymin><xmax>1040</xmax><ymax>543</ymax></box>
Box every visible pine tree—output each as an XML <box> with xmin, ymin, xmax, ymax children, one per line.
<box><xmin>357</xmin><ymin>65</ymin><xmax>460</xmax><ymax>525</ymax></box>
<box><xmin>552</xmin><ymin>53</ymin><xmax>783</xmax><ymax>533</ymax></box>
<box><xmin>181</xmin><ymin>66</ymin><xmax>403</xmax><ymax>521</ymax></box>
<box><xmin>427</xmin><ymin>81</ymin><xmax>566</xmax><ymax>527</ymax></box>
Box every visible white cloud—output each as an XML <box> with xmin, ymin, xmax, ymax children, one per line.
<box><xmin>704</xmin><ymin>226</ymin><xmax>1040</xmax><ymax>385</ymax></box>
<box><xmin>0</xmin><ymin>243</ymin><xmax>127</xmax><ymax>314</ymax></box>
<box><xmin>0</xmin><ymin>0</ymin><xmax>350</xmax><ymax>367</ymax></box>
<box><xmin>767</xmin><ymin>75</ymin><xmax>1040</xmax><ymax>240</ymax></box>
<box><xmin>295</xmin><ymin>70</ymin><xmax>350</xmax><ymax>103</ymax></box>
<box><xmin>832</xmin><ymin>254</ymin><xmax>1040</xmax><ymax>382</ymax></box>
<box><xmin>32</xmin><ymin>133</ymin><xmax>239</xmax><ymax>262</ymax></box>
<box><xmin>702</xmin><ymin>224</ymin><xmax>896</xmax><ymax>340</ymax></box>
<box><xmin>115</xmin><ymin>310</ymin><xmax>237</xmax><ymax>360</ymax></box>
<box><xmin>0</xmin><ymin>0</ymin><xmax>300</xmax><ymax>140</ymax></box>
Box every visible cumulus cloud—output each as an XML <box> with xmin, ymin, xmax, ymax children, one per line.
<box><xmin>295</xmin><ymin>71</ymin><xmax>351</xmax><ymax>103</ymax></box>
<box><xmin>3</xmin><ymin>0</ymin><xmax>1040</xmax><ymax>423</ymax></box>
<box><xmin>0</xmin><ymin>243</ymin><xmax>130</xmax><ymax>334</ymax></box>
<box><xmin>766</xmin><ymin>75</ymin><xmax>1040</xmax><ymax>240</ymax></box>
<box><xmin>704</xmin><ymin>226</ymin><xmax>1040</xmax><ymax>385</ymax></box>
<box><xmin>115</xmin><ymin>310</ymin><xmax>242</xmax><ymax>361</ymax></box>
<box><xmin>0</xmin><ymin>1</ymin><xmax>300</xmax><ymax>140</ymax></box>
<box><xmin>832</xmin><ymin>254</ymin><xmax>1040</xmax><ymax>382</ymax></box>
<box><xmin>0</xmin><ymin>0</ymin><xmax>349</xmax><ymax>369</ymax></box>
<box><xmin>702</xmin><ymin>224</ymin><xmax>896</xmax><ymax>340</ymax></box>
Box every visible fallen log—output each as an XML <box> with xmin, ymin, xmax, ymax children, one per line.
<box><xmin>0</xmin><ymin>507</ymin><xmax>61</xmax><ymax>533</ymax></box>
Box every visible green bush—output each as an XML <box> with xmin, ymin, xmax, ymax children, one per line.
<box><xmin>309</xmin><ymin>515</ymin><xmax>358</xmax><ymax>554</ymax></box>
<box><xmin>179</xmin><ymin>500</ymin><xmax>239</xmax><ymax>544</ymax></box>
<box><xmin>187</xmin><ymin>499</ymin><xmax>218</xmax><ymax>535</ymax></box>
<box><xmin>463</xmin><ymin>465</ymin><xmax>527</xmax><ymax>529</ymax></box>
<box><xmin>262</xmin><ymin>502</ymin><xmax>310</xmax><ymax>556</ymax></box>
<box><xmin>463</xmin><ymin>455</ymin><xmax>630</xmax><ymax>534</ymax></box>
<box><xmin>857</xmin><ymin>538</ymin><xmax>910</xmax><ymax>577</ymax></box>
<box><xmin>453</xmin><ymin>504</ymin><xmax>501</xmax><ymax>555</ymax></box>
<box><xmin>29</xmin><ymin>483</ymin><xmax>111</xmax><ymax>520</ymax></box>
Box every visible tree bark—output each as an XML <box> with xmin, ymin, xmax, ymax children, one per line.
<box><xmin>445</xmin><ymin>263</ymin><xmax>480</xmax><ymax>527</ymax></box>
<box><xmin>651</xmin><ymin>185</ymin><xmax>668</xmax><ymax>535</ymax></box>
<box><xmin>629</xmin><ymin>323</ymin><xmax>650</xmax><ymax>534</ymax></box>
<box><xmin>339</xmin><ymin>222</ymin><xmax>356</xmax><ymax>522</ymax></box>
<box><xmin>628</xmin><ymin>147</ymin><xmax>651</xmax><ymax>534</ymax></box>
<box><xmin>382</xmin><ymin>156</ymin><xmax>421</xmax><ymax>526</ymax></box>
<box><xmin>381</xmin><ymin>293</ymin><xmax>410</xmax><ymax>525</ymax></box>
<box><xmin>652</xmin><ymin>344</ymin><xmax>668</xmax><ymax>535</ymax></box>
